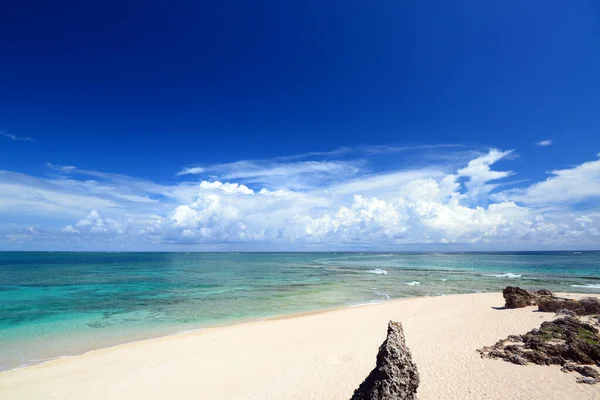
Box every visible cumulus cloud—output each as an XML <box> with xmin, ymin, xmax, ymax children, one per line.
<box><xmin>535</xmin><ymin>139</ymin><xmax>553</xmax><ymax>147</ymax></box>
<box><xmin>3</xmin><ymin>146</ymin><xmax>600</xmax><ymax>249</ymax></box>
<box><xmin>63</xmin><ymin>209</ymin><xmax>128</xmax><ymax>235</ymax></box>
<box><xmin>145</xmin><ymin>150</ymin><xmax>599</xmax><ymax>247</ymax></box>
<box><xmin>198</xmin><ymin>181</ymin><xmax>253</xmax><ymax>195</ymax></box>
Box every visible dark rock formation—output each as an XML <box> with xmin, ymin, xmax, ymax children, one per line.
<box><xmin>503</xmin><ymin>286</ymin><xmax>539</xmax><ymax>308</ymax></box>
<box><xmin>556</xmin><ymin>309</ymin><xmax>577</xmax><ymax>317</ymax></box>
<box><xmin>538</xmin><ymin>297</ymin><xmax>600</xmax><ymax>316</ymax></box>
<box><xmin>561</xmin><ymin>363</ymin><xmax>600</xmax><ymax>380</ymax></box>
<box><xmin>536</xmin><ymin>289</ymin><xmax>555</xmax><ymax>297</ymax></box>
<box><xmin>576</xmin><ymin>376</ymin><xmax>599</xmax><ymax>385</ymax></box>
<box><xmin>478</xmin><ymin>316</ymin><xmax>600</xmax><ymax>383</ymax></box>
<box><xmin>502</xmin><ymin>286</ymin><xmax>556</xmax><ymax>309</ymax></box>
<box><xmin>351</xmin><ymin>321</ymin><xmax>419</xmax><ymax>400</ymax></box>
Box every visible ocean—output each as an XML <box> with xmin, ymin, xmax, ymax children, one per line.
<box><xmin>1</xmin><ymin>251</ymin><xmax>599</xmax><ymax>371</ymax></box>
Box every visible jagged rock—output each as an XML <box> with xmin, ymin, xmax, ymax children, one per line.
<box><xmin>351</xmin><ymin>321</ymin><xmax>419</xmax><ymax>400</ymax></box>
<box><xmin>538</xmin><ymin>297</ymin><xmax>600</xmax><ymax>316</ymax></box>
<box><xmin>479</xmin><ymin>316</ymin><xmax>600</xmax><ymax>384</ymax></box>
<box><xmin>503</xmin><ymin>286</ymin><xmax>539</xmax><ymax>308</ymax></box>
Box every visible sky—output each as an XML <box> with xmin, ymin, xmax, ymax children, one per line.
<box><xmin>1</xmin><ymin>1</ymin><xmax>600</xmax><ymax>251</ymax></box>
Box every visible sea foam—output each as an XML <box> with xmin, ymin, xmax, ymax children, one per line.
<box><xmin>368</xmin><ymin>269</ymin><xmax>388</xmax><ymax>275</ymax></box>
<box><xmin>405</xmin><ymin>281</ymin><xmax>420</xmax><ymax>286</ymax></box>
<box><xmin>570</xmin><ymin>284</ymin><xmax>600</xmax><ymax>289</ymax></box>
<box><xmin>487</xmin><ymin>273</ymin><xmax>522</xmax><ymax>278</ymax></box>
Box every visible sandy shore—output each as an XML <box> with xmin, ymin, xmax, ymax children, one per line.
<box><xmin>1</xmin><ymin>292</ymin><xmax>599</xmax><ymax>399</ymax></box>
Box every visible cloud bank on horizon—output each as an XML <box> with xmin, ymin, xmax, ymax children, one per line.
<box><xmin>1</xmin><ymin>145</ymin><xmax>599</xmax><ymax>251</ymax></box>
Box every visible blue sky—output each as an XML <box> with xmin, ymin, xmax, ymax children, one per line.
<box><xmin>1</xmin><ymin>1</ymin><xmax>600</xmax><ymax>250</ymax></box>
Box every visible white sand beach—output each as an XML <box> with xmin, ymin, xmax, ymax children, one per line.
<box><xmin>1</xmin><ymin>292</ymin><xmax>599</xmax><ymax>400</ymax></box>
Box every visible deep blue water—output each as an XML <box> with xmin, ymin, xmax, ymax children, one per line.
<box><xmin>1</xmin><ymin>251</ymin><xmax>599</xmax><ymax>371</ymax></box>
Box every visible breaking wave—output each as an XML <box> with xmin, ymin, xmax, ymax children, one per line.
<box><xmin>487</xmin><ymin>273</ymin><xmax>522</xmax><ymax>278</ymax></box>
<box><xmin>570</xmin><ymin>284</ymin><xmax>600</xmax><ymax>289</ymax></box>
<box><xmin>368</xmin><ymin>269</ymin><xmax>388</xmax><ymax>275</ymax></box>
<box><xmin>405</xmin><ymin>281</ymin><xmax>420</xmax><ymax>286</ymax></box>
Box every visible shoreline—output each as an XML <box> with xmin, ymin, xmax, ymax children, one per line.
<box><xmin>1</xmin><ymin>292</ymin><xmax>599</xmax><ymax>399</ymax></box>
<box><xmin>0</xmin><ymin>291</ymin><xmax>597</xmax><ymax>374</ymax></box>
<box><xmin>0</xmin><ymin>295</ymin><xmax>419</xmax><ymax>373</ymax></box>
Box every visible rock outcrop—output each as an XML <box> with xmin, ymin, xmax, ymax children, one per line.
<box><xmin>502</xmin><ymin>287</ymin><xmax>537</xmax><ymax>308</ymax></box>
<box><xmin>538</xmin><ymin>297</ymin><xmax>600</xmax><ymax>316</ymax></box>
<box><xmin>351</xmin><ymin>321</ymin><xmax>419</xmax><ymax>400</ymax></box>
<box><xmin>502</xmin><ymin>286</ymin><xmax>555</xmax><ymax>309</ymax></box>
<box><xmin>536</xmin><ymin>289</ymin><xmax>555</xmax><ymax>297</ymax></box>
<box><xmin>478</xmin><ymin>316</ymin><xmax>600</xmax><ymax>384</ymax></box>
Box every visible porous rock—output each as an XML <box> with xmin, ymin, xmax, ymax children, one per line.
<box><xmin>538</xmin><ymin>297</ymin><xmax>600</xmax><ymax>316</ymax></box>
<box><xmin>351</xmin><ymin>321</ymin><xmax>419</xmax><ymax>400</ymax></box>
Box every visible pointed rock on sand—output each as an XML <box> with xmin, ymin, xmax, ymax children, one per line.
<box><xmin>351</xmin><ymin>321</ymin><xmax>419</xmax><ymax>400</ymax></box>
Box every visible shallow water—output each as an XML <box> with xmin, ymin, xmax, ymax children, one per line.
<box><xmin>1</xmin><ymin>251</ymin><xmax>599</xmax><ymax>371</ymax></box>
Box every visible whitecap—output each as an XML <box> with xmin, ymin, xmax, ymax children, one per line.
<box><xmin>368</xmin><ymin>269</ymin><xmax>388</xmax><ymax>275</ymax></box>
<box><xmin>405</xmin><ymin>281</ymin><xmax>420</xmax><ymax>286</ymax></box>
<box><xmin>440</xmin><ymin>278</ymin><xmax>448</xmax><ymax>282</ymax></box>
<box><xmin>570</xmin><ymin>284</ymin><xmax>600</xmax><ymax>289</ymax></box>
<box><xmin>487</xmin><ymin>273</ymin><xmax>522</xmax><ymax>278</ymax></box>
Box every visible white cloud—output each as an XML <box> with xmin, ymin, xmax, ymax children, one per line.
<box><xmin>175</xmin><ymin>159</ymin><xmax>362</xmax><ymax>190</ymax></box>
<box><xmin>198</xmin><ymin>181</ymin><xmax>253</xmax><ymax>195</ymax></box>
<box><xmin>504</xmin><ymin>159</ymin><xmax>600</xmax><ymax>205</ymax></box>
<box><xmin>147</xmin><ymin>150</ymin><xmax>600</xmax><ymax>247</ymax></box>
<box><xmin>298</xmin><ymin>195</ymin><xmax>409</xmax><ymax>242</ymax></box>
<box><xmin>61</xmin><ymin>225</ymin><xmax>79</xmax><ymax>234</ymax></box>
<box><xmin>457</xmin><ymin>149</ymin><xmax>513</xmax><ymax>202</ymax></box>
<box><xmin>535</xmin><ymin>139</ymin><xmax>553</xmax><ymax>147</ymax></box>
<box><xmin>2</xmin><ymin>146</ymin><xmax>600</xmax><ymax>249</ymax></box>
<box><xmin>0</xmin><ymin>130</ymin><xmax>35</xmax><ymax>142</ymax></box>
<box><xmin>176</xmin><ymin>167</ymin><xmax>205</xmax><ymax>176</ymax></box>
<box><xmin>63</xmin><ymin>209</ymin><xmax>128</xmax><ymax>235</ymax></box>
<box><xmin>46</xmin><ymin>163</ymin><xmax>77</xmax><ymax>173</ymax></box>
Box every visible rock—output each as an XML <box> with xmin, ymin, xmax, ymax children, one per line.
<box><xmin>576</xmin><ymin>376</ymin><xmax>598</xmax><ymax>385</ymax></box>
<box><xmin>536</xmin><ymin>289</ymin><xmax>555</xmax><ymax>297</ymax></box>
<box><xmin>576</xmin><ymin>366</ymin><xmax>600</xmax><ymax>379</ymax></box>
<box><xmin>351</xmin><ymin>321</ymin><xmax>419</xmax><ymax>400</ymax></box>
<box><xmin>538</xmin><ymin>297</ymin><xmax>600</xmax><ymax>316</ymax></box>
<box><xmin>556</xmin><ymin>309</ymin><xmax>577</xmax><ymax>317</ymax></box>
<box><xmin>561</xmin><ymin>362</ymin><xmax>578</xmax><ymax>373</ymax></box>
<box><xmin>479</xmin><ymin>317</ymin><xmax>600</xmax><ymax>372</ymax></box>
<box><xmin>562</xmin><ymin>364</ymin><xmax>600</xmax><ymax>379</ymax></box>
<box><xmin>503</xmin><ymin>286</ymin><xmax>539</xmax><ymax>309</ymax></box>
<box><xmin>507</xmin><ymin>354</ymin><xmax>528</xmax><ymax>365</ymax></box>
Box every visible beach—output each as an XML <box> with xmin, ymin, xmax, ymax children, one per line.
<box><xmin>1</xmin><ymin>292</ymin><xmax>598</xmax><ymax>399</ymax></box>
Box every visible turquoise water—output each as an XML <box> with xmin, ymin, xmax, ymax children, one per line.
<box><xmin>1</xmin><ymin>251</ymin><xmax>599</xmax><ymax>371</ymax></box>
